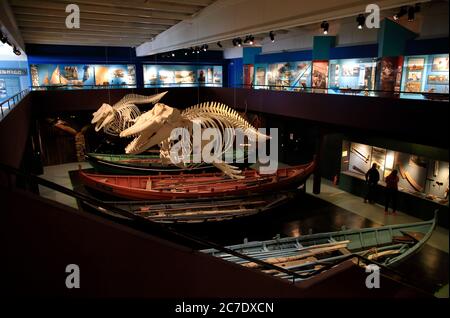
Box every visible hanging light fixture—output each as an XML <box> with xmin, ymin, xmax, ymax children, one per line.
<box><xmin>320</xmin><ymin>21</ymin><xmax>329</xmax><ymax>34</ymax></box>
<box><xmin>217</xmin><ymin>41</ymin><xmax>223</xmax><ymax>48</ymax></box>
<box><xmin>356</xmin><ymin>14</ymin><xmax>365</xmax><ymax>29</ymax></box>
<box><xmin>269</xmin><ymin>31</ymin><xmax>275</xmax><ymax>42</ymax></box>
<box><xmin>393</xmin><ymin>6</ymin><xmax>407</xmax><ymax>20</ymax></box>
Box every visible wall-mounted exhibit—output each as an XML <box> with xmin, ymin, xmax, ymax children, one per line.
<box><xmin>341</xmin><ymin>140</ymin><xmax>449</xmax><ymax>205</ymax></box>
<box><xmin>253</xmin><ymin>61</ymin><xmax>311</xmax><ymax>90</ymax></box>
<box><xmin>401</xmin><ymin>54</ymin><xmax>449</xmax><ymax>95</ymax></box>
<box><xmin>143</xmin><ymin>64</ymin><xmax>223</xmax><ymax>87</ymax></box>
<box><xmin>328</xmin><ymin>58</ymin><xmax>377</xmax><ymax>92</ymax></box>
<box><xmin>29</xmin><ymin>64</ymin><xmax>137</xmax><ymax>88</ymax></box>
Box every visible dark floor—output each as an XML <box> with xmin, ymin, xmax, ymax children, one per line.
<box><xmin>69</xmin><ymin>169</ymin><xmax>449</xmax><ymax>295</ymax></box>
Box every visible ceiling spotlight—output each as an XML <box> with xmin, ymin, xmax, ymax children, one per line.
<box><xmin>202</xmin><ymin>44</ymin><xmax>208</xmax><ymax>51</ymax></box>
<box><xmin>0</xmin><ymin>32</ymin><xmax>7</xmax><ymax>44</ymax></box>
<box><xmin>13</xmin><ymin>46</ymin><xmax>21</xmax><ymax>56</ymax></box>
<box><xmin>269</xmin><ymin>31</ymin><xmax>275</xmax><ymax>42</ymax></box>
<box><xmin>217</xmin><ymin>41</ymin><xmax>223</xmax><ymax>48</ymax></box>
<box><xmin>244</xmin><ymin>35</ymin><xmax>254</xmax><ymax>45</ymax></box>
<box><xmin>185</xmin><ymin>51</ymin><xmax>188</xmax><ymax>56</ymax></box>
<box><xmin>407</xmin><ymin>6</ymin><xmax>415</xmax><ymax>21</ymax></box>
<box><xmin>393</xmin><ymin>6</ymin><xmax>407</xmax><ymax>20</ymax></box>
<box><xmin>320</xmin><ymin>21</ymin><xmax>329</xmax><ymax>35</ymax></box>
<box><xmin>171</xmin><ymin>53</ymin><xmax>175</xmax><ymax>57</ymax></box>
<box><xmin>237</xmin><ymin>38</ymin><xmax>242</xmax><ymax>47</ymax></box>
<box><xmin>356</xmin><ymin>14</ymin><xmax>365</xmax><ymax>29</ymax></box>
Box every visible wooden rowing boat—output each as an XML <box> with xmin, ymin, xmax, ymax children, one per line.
<box><xmin>201</xmin><ymin>211</ymin><xmax>437</xmax><ymax>282</ymax></box>
<box><xmin>84</xmin><ymin>191</ymin><xmax>296</xmax><ymax>223</ymax></box>
<box><xmin>79</xmin><ymin>161</ymin><xmax>315</xmax><ymax>200</ymax></box>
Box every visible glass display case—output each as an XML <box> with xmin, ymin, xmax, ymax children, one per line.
<box><xmin>341</xmin><ymin>140</ymin><xmax>449</xmax><ymax>205</ymax></box>
<box><xmin>30</xmin><ymin>63</ymin><xmax>136</xmax><ymax>88</ymax></box>
<box><xmin>143</xmin><ymin>64</ymin><xmax>223</xmax><ymax>87</ymax></box>
<box><xmin>328</xmin><ymin>58</ymin><xmax>377</xmax><ymax>94</ymax></box>
<box><xmin>253</xmin><ymin>61</ymin><xmax>311</xmax><ymax>90</ymax></box>
<box><xmin>400</xmin><ymin>54</ymin><xmax>449</xmax><ymax>98</ymax></box>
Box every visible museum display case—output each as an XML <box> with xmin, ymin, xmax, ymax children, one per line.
<box><xmin>341</xmin><ymin>140</ymin><xmax>449</xmax><ymax>205</ymax></box>
<box><xmin>328</xmin><ymin>58</ymin><xmax>377</xmax><ymax>94</ymax></box>
<box><xmin>30</xmin><ymin>63</ymin><xmax>137</xmax><ymax>89</ymax></box>
<box><xmin>253</xmin><ymin>61</ymin><xmax>312</xmax><ymax>90</ymax></box>
<box><xmin>143</xmin><ymin>64</ymin><xmax>223</xmax><ymax>87</ymax></box>
<box><xmin>400</xmin><ymin>54</ymin><xmax>449</xmax><ymax>98</ymax></box>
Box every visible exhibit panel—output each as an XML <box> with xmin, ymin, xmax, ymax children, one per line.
<box><xmin>0</xmin><ymin>63</ymin><xmax>29</xmax><ymax>102</ymax></box>
<box><xmin>253</xmin><ymin>61</ymin><xmax>312</xmax><ymax>90</ymax></box>
<box><xmin>341</xmin><ymin>140</ymin><xmax>449</xmax><ymax>205</ymax></box>
<box><xmin>328</xmin><ymin>58</ymin><xmax>377</xmax><ymax>93</ymax></box>
<box><xmin>29</xmin><ymin>63</ymin><xmax>137</xmax><ymax>88</ymax></box>
<box><xmin>400</xmin><ymin>54</ymin><xmax>449</xmax><ymax>97</ymax></box>
<box><xmin>143</xmin><ymin>64</ymin><xmax>223</xmax><ymax>87</ymax></box>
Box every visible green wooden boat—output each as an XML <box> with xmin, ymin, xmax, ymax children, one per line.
<box><xmin>86</xmin><ymin>150</ymin><xmax>250</xmax><ymax>175</ymax></box>
<box><xmin>83</xmin><ymin>191</ymin><xmax>297</xmax><ymax>223</ymax></box>
<box><xmin>201</xmin><ymin>211</ymin><xmax>437</xmax><ymax>282</ymax></box>
<box><xmin>86</xmin><ymin>152</ymin><xmax>214</xmax><ymax>175</ymax></box>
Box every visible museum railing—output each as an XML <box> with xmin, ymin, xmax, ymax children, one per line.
<box><xmin>0</xmin><ymin>88</ymin><xmax>30</xmax><ymax>121</ymax></box>
<box><xmin>0</xmin><ymin>162</ymin><xmax>436</xmax><ymax>292</ymax></box>
<box><xmin>239</xmin><ymin>84</ymin><xmax>449</xmax><ymax>101</ymax></box>
<box><xmin>30</xmin><ymin>84</ymin><xmax>138</xmax><ymax>91</ymax></box>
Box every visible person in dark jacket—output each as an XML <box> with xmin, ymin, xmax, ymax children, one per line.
<box><xmin>364</xmin><ymin>163</ymin><xmax>380</xmax><ymax>204</ymax></box>
<box><xmin>384</xmin><ymin>170</ymin><xmax>399</xmax><ymax>215</ymax></box>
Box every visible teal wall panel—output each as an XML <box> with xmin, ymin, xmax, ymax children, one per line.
<box><xmin>313</xmin><ymin>36</ymin><xmax>336</xmax><ymax>60</ymax></box>
<box><xmin>378</xmin><ymin>19</ymin><xmax>417</xmax><ymax>57</ymax></box>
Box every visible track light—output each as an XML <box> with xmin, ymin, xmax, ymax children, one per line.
<box><xmin>407</xmin><ymin>6</ymin><xmax>415</xmax><ymax>21</ymax></box>
<box><xmin>217</xmin><ymin>41</ymin><xmax>222</xmax><ymax>48</ymax></box>
<box><xmin>244</xmin><ymin>35</ymin><xmax>254</xmax><ymax>45</ymax></box>
<box><xmin>0</xmin><ymin>31</ymin><xmax>7</xmax><ymax>44</ymax></box>
<box><xmin>13</xmin><ymin>46</ymin><xmax>21</xmax><ymax>56</ymax></box>
<box><xmin>171</xmin><ymin>53</ymin><xmax>175</xmax><ymax>57</ymax></box>
<box><xmin>393</xmin><ymin>6</ymin><xmax>407</xmax><ymax>20</ymax></box>
<box><xmin>320</xmin><ymin>21</ymin><xmax>329</xmax><ymax>35</ymax></box>
<box><xmin>356</xmin><ymin>14</ymin><xmax>365</xmax><ymax>29</ymax></box>
<box><xmin>232</xmin><ymin>38</ymin><xmax>242</xmax><ymax>47</ymax></box>
<box><xmin>202</xmin><ymin>44</ymin><xmax>208</xmax><ymax>51</ymax></box>
<box><xmin>269</xmin><ymin>31</ymin><xmax>275</xmax><ymax>42</ymax></box>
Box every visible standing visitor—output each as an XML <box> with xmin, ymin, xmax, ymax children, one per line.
<box><xmin>364</xmin><ymin>163</ymin><xmax>380</xmax><ymax>203</ymax></box>
<box><xmin>384</xmin><ymin>170</ymin><xmax>399</xmax><ymax>215</ymax></box>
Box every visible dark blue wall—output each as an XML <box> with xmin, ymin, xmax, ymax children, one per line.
<box><xmin>255</xmin><ymin>50</ymin><xmax>312</xmax><ymax>63</ymax></box>
<box><xmin>329</xmin><ymin>44</ymin><xmax>378</xmax><ymax>59</ymax></box>
<box><xmin>227</xmin><ymin>58</ymin><xmax>243</xmax><ymax>87</ymax></box>
<box><xmin>405</xmin><ymin>37</ymin><xmax>449</xmax><ymax>56</ymax></box>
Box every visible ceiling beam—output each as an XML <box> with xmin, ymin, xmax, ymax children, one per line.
<box><xmin>23</xmin><ymin>35</ymin><xmax>142</xmax><ymax>45</ymax></box>
<box><xmin>47</xmin><ymin>0</ymin><xmax>204</xmax><ymax>14</ymax></box>
<box><xmin>159</xmin><ymin>0</ymin><xmax>214</xmax><ymax>6</ymax></box>
<box><xmin>22</xmin><ymin>29</ymin><xmax>153</xmax><ymax>40</ymax></box>
<box><xmin>19</xmin><ymin>26</ymin><xmax>159</xmax><ymax>37</ymax></box>
<box><xmin>23</xmin><ymin>38</ymin><xmax>141</xmax><ymax>47</ymax></box>
<box><xmin>16</xmin><ymin>19</ymin><xmax>170</xmax><ymax>32</ymax></box>
<box><xmin>13</xmin><ymin>8</ymin><xmax>179</xmax><ymax>25</ymax></box>
<box><xmin>10</xmin><ymin>1</ymin><xmax>190</xmax><ymax>20</ymax></box>
<box><xmin>0</xmin><ymin>0</ymin><xmax>25</xmax><ymax>50</ymax></box>
<box><xmin>136</xmin><ymin>0</ymin><xmax>426</xmax><ymax>56</ymax></box>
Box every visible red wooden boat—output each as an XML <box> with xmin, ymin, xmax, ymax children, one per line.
<box><xmin>79</xmin><ymin>161</ymin><xmax>315</xmax><ymax>200</ymax></box>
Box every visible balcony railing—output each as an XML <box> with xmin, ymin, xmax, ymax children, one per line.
<box><xmin>0</xmin><ymin>88</ymin><xmax>30</xmax><ymax>121</ymax></box>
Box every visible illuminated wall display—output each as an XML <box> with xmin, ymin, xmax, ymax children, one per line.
<box><xmin>401</xmin><ymin>53</ymin><xmax>449</xmax><ymax>96</ymax></box>
<box><xmin>30</xmin><ymin>64</ymin><xmax>136</xmax><ymax>87</ymax></box>
<box><xmin>328</xmin><ymin>58</ymin><xmax>377</xmax><ymax>92</ymax></box>
<box><xmin>253</xmin><ymin>61</ymin><xmax>311</xmax><ymax>90</ymax></box>
<box><xmin>341</xmin><ymin>140</ymin><xmax>449</xmax><ymax>205</ymax></box>
<box><xmin>143</xmin><ymin>64</ymin><xmax>223</xmax><ymax>87</ymax></box>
